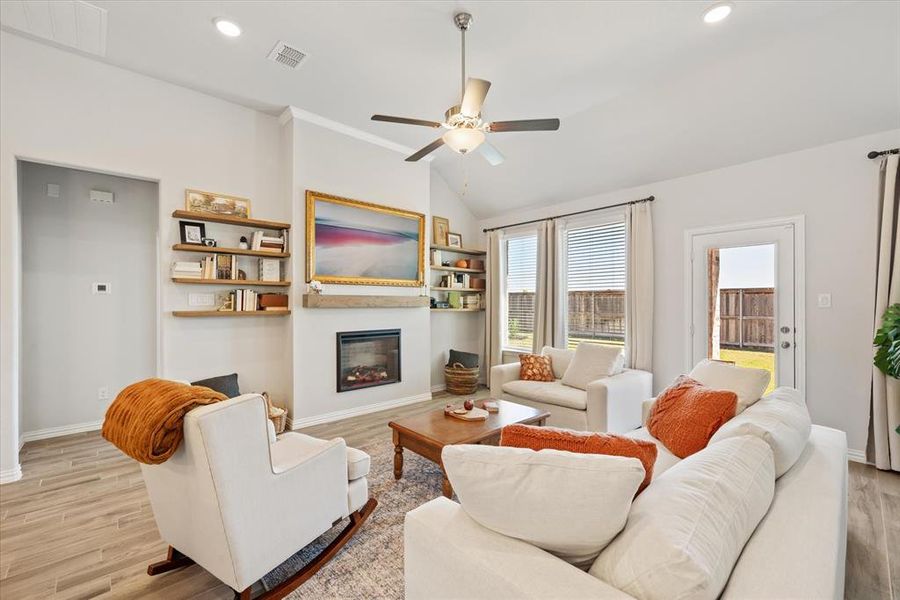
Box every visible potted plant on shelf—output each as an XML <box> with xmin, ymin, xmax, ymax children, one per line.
<box><xmin>873</xmin><ymin>302</ymin><xmax>900</xmax><ymax>435</ymax></box>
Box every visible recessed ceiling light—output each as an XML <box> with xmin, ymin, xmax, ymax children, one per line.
<box><xmin>214</xmin><ymin>18</ymin><xmax>242</xmax><ymax>38</ymax></box>
<box><xmin>702</xmin><ymin>1</ymin><xmax>733</xmax><ymax>24</ymax></box>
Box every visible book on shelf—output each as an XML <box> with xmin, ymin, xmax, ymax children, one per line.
<box><xmin>172</xmin><ymin>260</ymin><xmax>202</xmax><ymax>279</ymax></box>
<box><xmin>251</xmin><ymin>230</ymin><xmax>287</xmax><ymax>252</ymax></box>
<box><xmin>227</xmin><ymin>288</ymin><xmax>260</xmax><ymax>312</ymax></box>
<box><xmin>258</xmin><ymin>258</ymin><xmax>281</xmax><ymax>282</ymax></box>
<box><xmin>431</xmin><ymin>249</ymin><xmax>442</xmax><ymax>266</ymax></box>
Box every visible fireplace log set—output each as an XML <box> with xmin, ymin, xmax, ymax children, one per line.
<box><xmin>343</xmin><ymin>365</ymin><xmax>390</xmax><ymax>386</ymax></box>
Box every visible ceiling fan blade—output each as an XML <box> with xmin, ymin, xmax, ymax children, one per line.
<box><xmin>405</xmin><ymin>137</ymin><xmax>445</xmax><ymax>162</ymax></box>
<box><xmin>478</xmin><ymin>141</ymin><xmax>504</xmax><ymax>166</ymax></box>
<box><xmin>372</xmin><ymin>115</ymin><xmax>442</xmax><ymax>128</ymax></box>
<box><xmin>460</xmin><ymin>78</ymin><xmax>491</xmax><ymax>117</ymax></box>
<box><xmin>488</xmin><ymin>118</ymin><xmax>560</xmax><ymax>133</ymax></box>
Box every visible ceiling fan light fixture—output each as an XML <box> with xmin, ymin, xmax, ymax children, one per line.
<box><xmin>702</xmin><ymin>1</ymin><xmax>733</xmax><ymax>24</ymax></box>
<box><xmin>442</xmin><ymin>127</ymin><xmax>485</xmax><ymax>154</ymax></box>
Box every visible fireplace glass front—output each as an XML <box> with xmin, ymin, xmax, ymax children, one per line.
<box><xmin>336</xmin><ymin>329</ymin><xmax>400</xmax><ymax>392</ymax></box>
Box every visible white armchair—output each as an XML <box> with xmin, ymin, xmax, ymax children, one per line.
<box><xmin>490</xmin><ymin>362</ymin><xmax>651</xmax><ymax>433</ymax></box>
<box><xmin>140</xmin><ymin>394</ymin><xmax>376</xmax><ymax>599</ymax></box>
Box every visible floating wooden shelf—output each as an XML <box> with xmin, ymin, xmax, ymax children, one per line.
<box><xmin>302</xmin><ymin>294</ymin><xmax>430</xmax><ymax>309</ymax></box>
<box><xmin>430</xmin><ymin>265</ymin><xmax>485</xmax><ymax>274</ymax></box>
<box><xmin>430</xmin><ymin>287</ymin><xmax>484</xmax><ymax>292</ymax></box>
<box><xmin>430</xmin><ymin>244</ymin><xmax>486</xmax><ymax>256</ymax></box>
<box><xmin>173</xmin><ymin>310</ymin><xmax>291</xmax><ymax>317</ymax></box>
<box><xmin>172</xmin><ymin>210</ymin><xmax>290</xmax><ymax>230</ymax></box>
<box><xmin>172</xmin><ymin>278</ymin><xmax>291</xmax><ymax>287</ymax></box>
<box><xmin>431</xmin><ymin>308</ymin><xmax>485</xmax><ymax>312</ymax></box>
<box><xmin>172</xmin><ymin>244</ymin><xmax>289</xmax><ymax>258</ymax></box>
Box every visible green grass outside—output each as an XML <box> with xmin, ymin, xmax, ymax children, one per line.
<box><xmin>718</xmin><ymin>349</ymin><xmax>776</xmax><ymax>394</ymax></box>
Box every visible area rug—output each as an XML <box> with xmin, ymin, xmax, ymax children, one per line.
<box><xmin>261</xmin><ymin>438</ymin><xmax>447</xmax><ymax>599</ymax></box>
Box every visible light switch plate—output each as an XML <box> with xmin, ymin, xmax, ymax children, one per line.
<box><xmin>817</xmin><ymin>293</ymin><xmax>832</xmax><ymax>308</ymax></box>
<box><xmin>189</xmin><ymin>293</ymin><xmax>216</xmax><ymax>307</ymax></box>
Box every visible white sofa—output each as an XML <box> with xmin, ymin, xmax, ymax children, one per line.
<box><xmin>405</xmin><ymin>390</ymin><xmax>848</xmax><ymax>600</ymax></box>
<box><xmin>490</xmin><ymin>347</ymin><xmax>651</xmax><ymax>433</ymax></box>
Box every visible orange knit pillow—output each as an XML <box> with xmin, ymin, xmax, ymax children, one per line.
<box><xmin>500</xmin><ymin>424</ymin><xmax>658</xmax><ymax>493</ymax></box>
<box><xmin>647</xmin><ymin>375</ymin><xmax>737</xmax><ymax>459</ymax></box>
<box><xmin>519</xmin><ymin>354</ymin><xmax>555</xmax><ymax>382</ymax></box>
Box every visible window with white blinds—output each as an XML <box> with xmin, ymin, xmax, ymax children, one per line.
<box><xmin>565</xmin><ymin>220</ymin><xmax>626</xmax><ymax>350</ymax></box>
<box><xmin>504</xmin><ymin>234</ymin><xmax>537</xmax><ymax>351</ymax></box>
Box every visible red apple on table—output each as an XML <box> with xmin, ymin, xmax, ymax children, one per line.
<box><xmin>463</xmin><ymin>398</ymin><xmax>474</xmax><ymax>411</ymax></box>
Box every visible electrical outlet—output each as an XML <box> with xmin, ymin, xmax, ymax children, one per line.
<box><xmin>817</xmin><ymin>293</ymin><xmax>832</xmax><ymax>308</ymax></box>
<box><xmin>98</xmin><ymin>387</ymin><xmax>109</xmax><ymax>401</ymax></box>
<box><xmin>47</xmin><ymin>183</ymin><xmax>60</xmax><ymax>198</ymax></box>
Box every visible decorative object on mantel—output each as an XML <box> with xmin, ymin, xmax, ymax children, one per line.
<box><xmin>185</xmin><ymin>188</ymin><xmax>251</xmax><ymax>219</ymax></box>
<box><xmin>308</xmin><ymin>279</ymin><xmax>323</xmax><ymax>294</ymax></box>
<box><xmin>306</xmin><ymin>190</ymin><xmax>425</xmax><ymax>287</ymax></box>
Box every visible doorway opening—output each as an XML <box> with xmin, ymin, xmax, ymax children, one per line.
<box><xmin>707</xmin><ymin>245</ymin><xmax>776</xmax><ymax>394</ymax></box>
<box><xmin>18</xmin><ymin>160</ymin><xmax>158</xmax><ymax>441</ymax></box>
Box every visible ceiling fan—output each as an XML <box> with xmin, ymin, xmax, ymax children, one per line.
<box><xmin>371</xmin><ymin>12</ymin><xmax>560</xmax><ymax>165</ymax></box>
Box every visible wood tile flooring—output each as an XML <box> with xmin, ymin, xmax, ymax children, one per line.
<box><xmin>1</xmin><ymin>392</ymin><xmax>897</xmax><ymax>599</ymax></box>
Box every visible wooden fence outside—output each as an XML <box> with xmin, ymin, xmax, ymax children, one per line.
<box><xmin>718</xmin><ymin>287</ymin><xmax>775</xmax><ymax>349</ymax></box>
<box><xmin>509</xmin><ymin>287</ymin><xmax>774</xmax><ymax>349</ymax></box>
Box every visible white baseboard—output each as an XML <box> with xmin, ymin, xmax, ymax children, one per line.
<box><xmin>847</xmin><ymin>449</ymin><xmax>869</xmax><ymax>464</ymax></box>
<box><xmin>19</xmin><ymin>420</ymin><xmax>104</xmax><ymax>445</ymax></box>
<box><xmin>0</xmin><ymin>464</ymin><xmax>23</xmax><ymax>484</ymax></box>
<box><xmin>430</xmin><ymin>384</ymin><xmax>446</xmax><ymax>393</ymax></box>
<box><xmin>287</xmin><ymin>392</ymin><xmax>433</xmax><ymax>430</ymax></box>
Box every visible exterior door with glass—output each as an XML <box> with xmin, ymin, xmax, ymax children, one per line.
<box><xmin>688</xmin><ymin>220</ymin><xmax>801</xmax><ymax>391</ymax></box>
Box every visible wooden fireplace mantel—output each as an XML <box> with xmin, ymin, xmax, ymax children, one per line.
<box><xmin>302</xmin><ymin>294</ymin><xmax>430</xmax><ymax>309</ymax></box>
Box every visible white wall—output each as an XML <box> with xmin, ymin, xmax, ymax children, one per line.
<box><xmin>0</xmin><ymin>32</ymin><xmax>290</xmax><ymax>479</ymax></box>
<box><xmin>19</xmin><ymin>162</ymin><xmax>158</xmax><ymax>433</ymax></box>
<box><xmin>480</xmin><ymin>129</ymin><xmax>900</xmax><ymax>455</ymax></box>
<box><xmin>288</xmin><ymin>113</ymin><xmax>433</xmax><ymax>425</ymax></box>
<box><xmin>429</xmin><ymin>172</ymin><xmax>484</xmax><ymax>388</ymax></box>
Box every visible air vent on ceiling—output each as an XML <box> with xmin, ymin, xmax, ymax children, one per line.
<box><xmin>267</xmin><ymin>41</ymin><xmax>307</xmax><ymax>69</ymax></box>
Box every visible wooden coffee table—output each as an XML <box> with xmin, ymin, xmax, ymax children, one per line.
<box><xmin>388</xmin><ymin>399</ymin><xmax>550</xmax><ymax>498</ymax></box>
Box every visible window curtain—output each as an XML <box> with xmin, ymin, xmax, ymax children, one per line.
<box><xmin>707</xmin><ymin>248</ymin><xmax>721</xmax><ymax>360</ymax></box>
<box><xmin>625</xmin><ymin>201</ymin><xmax>654</xmax><ymax>371</ymax></box>
<box><xmin>533</xmin><ymin>220</ymin><xmax>563</xmax><ymax>351</ymax></box>
<box><xmin>483</xmin><ymin>230</ymin><xmax>504</xmax><ymax>385</ymax></box>
<box><xmin>870</xmin><ymin>154</ymin><xmax>900</xmax><ymax>472</ymax></box>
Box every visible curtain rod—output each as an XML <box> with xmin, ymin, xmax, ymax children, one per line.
<box><xmin>482</xmin><ymin>195</ymin><xmax>654</xmax><ymax>233</ymax></box>
<box><xmin>868</xmin><ymin>148</ymin><xmax>899</xmax><ymax>159</ymax></box>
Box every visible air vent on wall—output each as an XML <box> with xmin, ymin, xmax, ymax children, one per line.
<box><xmin>267</xmin><ymin>41</ymin><xmax>307</xmax><ymax>69</ymax></box>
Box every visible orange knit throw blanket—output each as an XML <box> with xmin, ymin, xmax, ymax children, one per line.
<box><xmin>102</xmin><ymin>378</ymin><xmax>226</xmax><ymax>465</ymax></box>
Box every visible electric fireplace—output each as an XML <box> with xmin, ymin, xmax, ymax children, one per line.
<box><xmin>336</xmin><ymin>329</ymin><xmax>401</xmax><ymax>392</ymax></box>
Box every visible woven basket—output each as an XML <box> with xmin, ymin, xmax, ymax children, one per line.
<box><xmin>263</xmin><ymin>392</ymin><xmax>288</xmax><ymax>434</ymax></box>
<box><xmin>444</xmin><ymin>362</ymin><xmax>480</xmax><ymax>395</ymax></box>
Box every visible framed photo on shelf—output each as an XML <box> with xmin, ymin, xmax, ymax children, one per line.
<box><xmin>185</xmin><ymin>189</ymin><xmax>251</xmax><ymax>219</ymax></box>
<box><xmin>179</xmin><ymin>220</ymin><xmax>206</xmax><ymax>245</ymax></box>
<box><xmin>432</xmin><ymin>216</ymin><xmax>450</xmax><ymax>246</ymax></box>
<box><xmin>446</xmin><ymin>232</ymin><xmax>463</xmax><ymax>248</ymax></box>
<box><xmin>306</xmin><ymin>190</ymin><xmax>425</xmax><ymax>287</ymax></box>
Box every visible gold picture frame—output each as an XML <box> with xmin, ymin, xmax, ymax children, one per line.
<box><xmin>306</xmin><ymin>190</ymin><xmax>425</xmax><ymax>287</ymax></box>
<box><xmin>185</xmin><ymin>189</ymin><xmax>252</xmax><ymax>219</ymax></box>
<box><xmin>432</xmin><ymin>216</ymin><xmax>450</xmax><ymax>246</ymax></box>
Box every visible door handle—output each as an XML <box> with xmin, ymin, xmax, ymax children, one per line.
<box><xmin>780</xmin><ymin>341</ymin><xmax>792</xmax><ymax>349</ymax></box>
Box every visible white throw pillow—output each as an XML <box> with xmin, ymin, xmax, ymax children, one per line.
<box><xmin>442</xmin><ymin>444</ymin><xmax>644</xmax><ymax>569</ymax></box>
<box><xmin>709</xmin><ymin>387</ymin><xmax>810</xmax><ymax>477</ymax></box>
<box><xmin>589</xmin><ymin>436</ymin><xmax>775</xmax><ymax>600</ymax></box>
<box><xmin>561</xmin><ymin>343</ymin><xmax>625</xmax><ymax>390</ymax></box>
<box><xmin>541</xmin><ymin>346</ymin><xmax>575</xmax><ymax>379</ymax></box>
<box><xmin>689</xmin><ymin>359</ymin><xmax>770</xmax><ymax>413</ymax></box>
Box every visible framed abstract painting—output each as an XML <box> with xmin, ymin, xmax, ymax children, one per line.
<box><xmin>305</xmin><ymin>190</ymin><xmax>425</xmax><ymax>286</ymax></box>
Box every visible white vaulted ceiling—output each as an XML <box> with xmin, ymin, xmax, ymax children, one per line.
<box><xmin>2</xmin><ymin>1</ymin><xmax>899</xmax><ymax>217</ymax></box>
